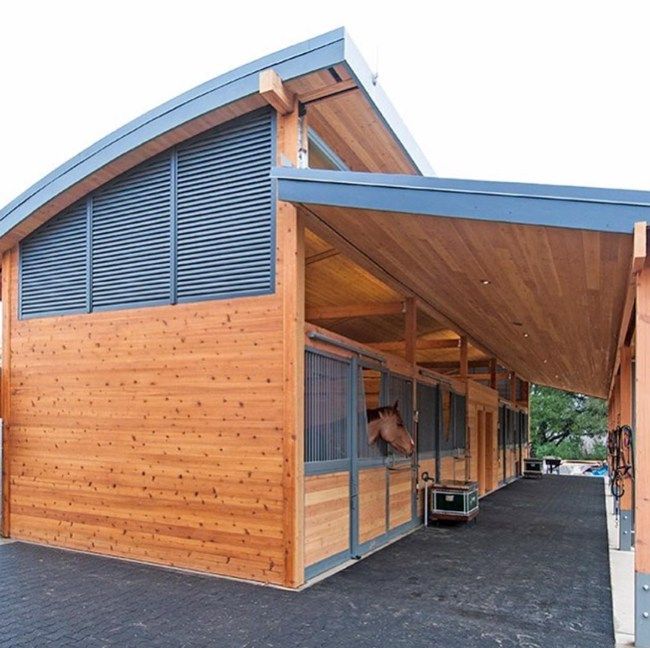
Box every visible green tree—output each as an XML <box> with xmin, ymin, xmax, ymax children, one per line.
<box><xmin>530</xmin><ymin>385</ymin><xmax>607</xmax><ymax>460</ymax></box>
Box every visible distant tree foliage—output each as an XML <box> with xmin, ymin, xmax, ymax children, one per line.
<box><xmin>530</xmin><ymin>385</ymin><xmax>607</xmax><ymax>460</ymax></box>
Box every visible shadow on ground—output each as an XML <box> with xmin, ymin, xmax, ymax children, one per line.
<box><xmin>0</xmin><ymin>476</ymin><xmax>613</xmax><ymax>647</ymax></box>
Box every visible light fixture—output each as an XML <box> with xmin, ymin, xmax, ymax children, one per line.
<box><xmin>480</xmin><ymin>279</ymin><xmax>491</xmax><ymax>285</ymax></box>
<box><xmin>523</xmin><ymin>333</ymin><xmax>529</xmax><ymax>338</ymax></box>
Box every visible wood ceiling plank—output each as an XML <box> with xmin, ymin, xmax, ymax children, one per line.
<box><xmin>304</xmin><ymin>205</ymin><xmax>631</xmax><ymax>397</ymax></box>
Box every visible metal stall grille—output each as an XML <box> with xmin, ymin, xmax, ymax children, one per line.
<box><xmin>385</xmin><ymin>373</ymin><xmax>414</xmax><ymax>463</ymax></box>
<box><xmin>417</xmin><ymin>382</ymin><xmax>438</xmax><ymax>459</ymax></box>
<box><xmin>358</xmin><ymin>367</ymin><xmax>386</xmax><ymax>462</ymax></box>
<box><xmin>452</xmin><ymin>392</ymin><xmax>467</xmax><ymax>453</ymax></box>
<box><xmin>304</xmin><ymin>350</ymin><xmax>351</xmax><ymax>472</ymax></box>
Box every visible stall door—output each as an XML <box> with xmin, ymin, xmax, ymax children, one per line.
<box><xmin>304</xmin><ymin>349</ymin><xmax>354</xmax><ymax>579</ymax></box>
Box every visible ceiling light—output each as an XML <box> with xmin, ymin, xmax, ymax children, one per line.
<box><xmin>523</xmin><ymin>333</ymin><xmax>529</xmax><ymax>338</ymax></box>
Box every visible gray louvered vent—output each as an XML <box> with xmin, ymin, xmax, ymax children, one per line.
<box><xmin>176</xmin><ymin>110</ymin><xmax>273</xmax><ymax>301</ymax></box>
<box><xmin>19</xmin><ymin>109</ymin><xmax>274</xmax><ymax>319</ymax></box>
<box><xmin>92</xmin><ymin>156</ymin><xmax>171</xmax><ymax>308</ymax></box>
<box><xmin>20</xmin><ymin>202</ymin><xmax>87</xmax><ymax>317</ymax></box>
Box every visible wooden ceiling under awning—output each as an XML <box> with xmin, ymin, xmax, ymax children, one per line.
<box><xmin>299</xmin><ymin>204</ymin><xmax>632</xmax><ymax>398</ymax></box>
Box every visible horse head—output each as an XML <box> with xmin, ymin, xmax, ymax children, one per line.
<box><xmin>367</xmin><ymin>400</ymin><xmax>414</xmax><ymax>457</ymax></box>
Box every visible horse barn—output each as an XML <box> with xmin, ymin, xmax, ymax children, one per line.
<box><xmin>1</xmin><ymin>25</ymin><xmax>650</xmax><ymax>641</ymax></box>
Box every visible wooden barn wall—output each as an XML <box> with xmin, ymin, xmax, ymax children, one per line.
<box><xmin>1</xmin><ymin>105</ymin><xmax>305</xmax><ymax>587</ymax></box>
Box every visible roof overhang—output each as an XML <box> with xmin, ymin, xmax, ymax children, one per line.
<box><xmin>274</xmin><ymin>167</ymin><xmax>650</xmax><ymax>397</ymax></box>
<box><xmin>273</xmin><ymin>167</ymin><xmax>650</xmax><ymax>234</ymax></box>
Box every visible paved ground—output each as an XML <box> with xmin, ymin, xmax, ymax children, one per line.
<box><xmin>0</xmin><ymin>475</ymin><xmax>613</xmax><ymax>647</ymax></box>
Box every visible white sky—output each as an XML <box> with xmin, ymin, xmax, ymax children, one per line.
<box><xmin>1</xmin><ymin>0</ymin><xmax>649</xmax><ymax>210</ymax></box>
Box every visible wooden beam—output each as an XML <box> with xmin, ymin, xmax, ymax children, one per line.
<box><xmin>489</xmin><ymin>358</ymin><xmax>497</xmax><ymax>389</ymax></box>
<box><xmin>422</xmin><ymin>359</ymin><xmax>491</xmax><ymax>370</ymax></box>
<box><xmin>634</xmin><ymin>221</ymin><xmax>647</xmax><ymax>275</ymax></box>
<box><xmin>404</xmin><ymin>297</ymin><xmax>417</xmax><ymax>365</ymax></box>
<box><xmin>298</xmin><ymin>79</ymin><xmax>357</xmax><ymax>105</ymax></box>
<box><xmin>306</xmin><ymin>301</ymin><xmax>404</xmax><ymax>321</ymax></box>
<box><xmin>305</xmin><ymin>249</ymin><xmax>339</xmax><ymax>265</ymax></box>
<box><xmin>370</xmin><ymin>337</ymin><xmax>460</xmax><ymax>352</ymax></box>
<box><xmin>452</xmin><ymin>371</ymin><xmax>509</xmax><ymax>382</ymax></box>
<box><xmin>459</xmin><ymin>336</ymin><xmax>468</xmax><ymax>378</ymax></box>
<box><xmin>259</xmin><ymin>69</ymin><xmax>295</xmax><ymax>115</ymax></box>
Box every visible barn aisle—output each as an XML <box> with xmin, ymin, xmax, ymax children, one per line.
<box><xmin>0</xmin><ymin>476</ymin><xmax>613</xmax><ymax>647</ymax></box>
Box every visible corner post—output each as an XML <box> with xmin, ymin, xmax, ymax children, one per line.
<box><xmin>273</xmin><ymin>84</ymin><xmax>305</xmax><ymax>587</ymax></box>
<box><xmin>1</xmin><ymin>249</ymin><xmax>13</xmax><ymax>538</ymax></box>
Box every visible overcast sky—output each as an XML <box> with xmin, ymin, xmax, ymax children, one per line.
<box><xmin>1</xmin><ymin>1</ymin><xmax>648</xmax><ymax>210</ymax></box>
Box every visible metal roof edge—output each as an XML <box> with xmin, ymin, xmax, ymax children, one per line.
<box><xmin>273</xmin><ymin>167</ymin><xmax>650</xmax><ymax>233</ymax></box>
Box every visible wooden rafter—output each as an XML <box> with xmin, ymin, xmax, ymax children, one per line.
<box><xmin>306</xmin><ymin>301</ymin><xmax>404</xmax><ymax>321</ymax></box>
<box><xmin>298</xmin><ymin>79</ymin><xmax>357</xmax><ymax>105</ymax></box>
<box><xmin>306</xmin><ymin>249</ymin><xmax>339</xmax><ymax>265</ymax></box>
<box><xmin>370</xmin><ymin>337</ymin><xmax>460</xmax><ymax>352</ymax></box>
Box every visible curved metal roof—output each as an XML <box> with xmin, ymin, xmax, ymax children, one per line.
<box><xmin>0</xmin><ymin>27</ymin><xmax>433</xmax><ymax>242</ymax></box>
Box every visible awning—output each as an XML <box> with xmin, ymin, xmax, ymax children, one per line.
<box><xmin>273</xmin><ymin>167</ymin><xmax>650</xmax><ymax>397</ymax></box>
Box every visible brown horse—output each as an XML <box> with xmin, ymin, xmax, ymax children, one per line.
<box><xmin>366</xmin><ymin>400</ymin><xmax>414</xmax><ymax>456</ymax></box>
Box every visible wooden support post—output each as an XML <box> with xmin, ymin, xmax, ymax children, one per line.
<box><xmin>509</xmin><ymin>372</ymin><xmax>517</xmax><ymax>403</ymax></box>
<box><xmin>1</xmin><ymin>250</ymin><xmax>13</xmax><ymax>538</ymax></box>
<box><xmin>276</xmin><ymin>97</ymin><xmax>305</xmax><ymax>587</ymax></box>
<box><xmin>404</xmin><ymin>297</ymin><xmax>417</xmax><ymax>365</ymax></box>
<box><xmin>459</xmin><ymin>336</ymin><xmax>468</xmax><ymax>378</ymax></box>
<box><xmin>489</xmin><ymin>358</ymin><xmax>497</xmax><ymax>389</ymax></box>
<box><xmin>635</xmin><ymin>263</ymin><xmax>650</xmax><ymax>646</ymax></box>
<box><xmin>620</xmin><ymin>345</ymin><xmax>634</xmax><ymax>550</ymax></box>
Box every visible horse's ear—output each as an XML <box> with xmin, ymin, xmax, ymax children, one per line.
<box><xmin>393</xmin><ymin>400</ymin><xmax>399</xmax><ymax>411</ymax></box>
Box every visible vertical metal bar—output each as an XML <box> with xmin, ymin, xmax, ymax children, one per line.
<box><xmin>435</xmin><ymin>387</ymin><xmax>442</xmax><ymax>482</ymax></box>
<box><xmin>170</xmin><ymin>150</ymin><xmax>178</xmax><ymax>305</ymax></box>
<box><xmin>350</xmin><ymin>357</ymin><xmax>359</xmax><ymax>557</ymax></box>
<box><xmin>86</xmin><ymin>196</ymin><xmax>93</xmax><ymax>313</ymax></box>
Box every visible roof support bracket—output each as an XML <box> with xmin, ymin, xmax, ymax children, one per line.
<box><xmin>259</xmin><ymin>69</ymin><xmax>295</xmax><ymax>115</ymax></box>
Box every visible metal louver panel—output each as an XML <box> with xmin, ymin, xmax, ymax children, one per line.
<box><xmin>19</xmin><ymin>110</ymin><xmax>274</xmax><ymax>319</ymax></box>
<box><xmin>176</xmin><ymin>110</ymin><xmax>273</xmax><ymax>301</ymax></box>
<box><xmin>417</xmin><ymin>382</ymin><xmax>437</xmax><ymax>458</ymax></box>
<box><xmin>92</xmin><ymin>156</ymin><xmax>171</xmax><ymax>308</ymax></box>
<box><xmin>20</xmin><ymin>202</ymin><xmax>87</xmax><ymax>317</ymax></box>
